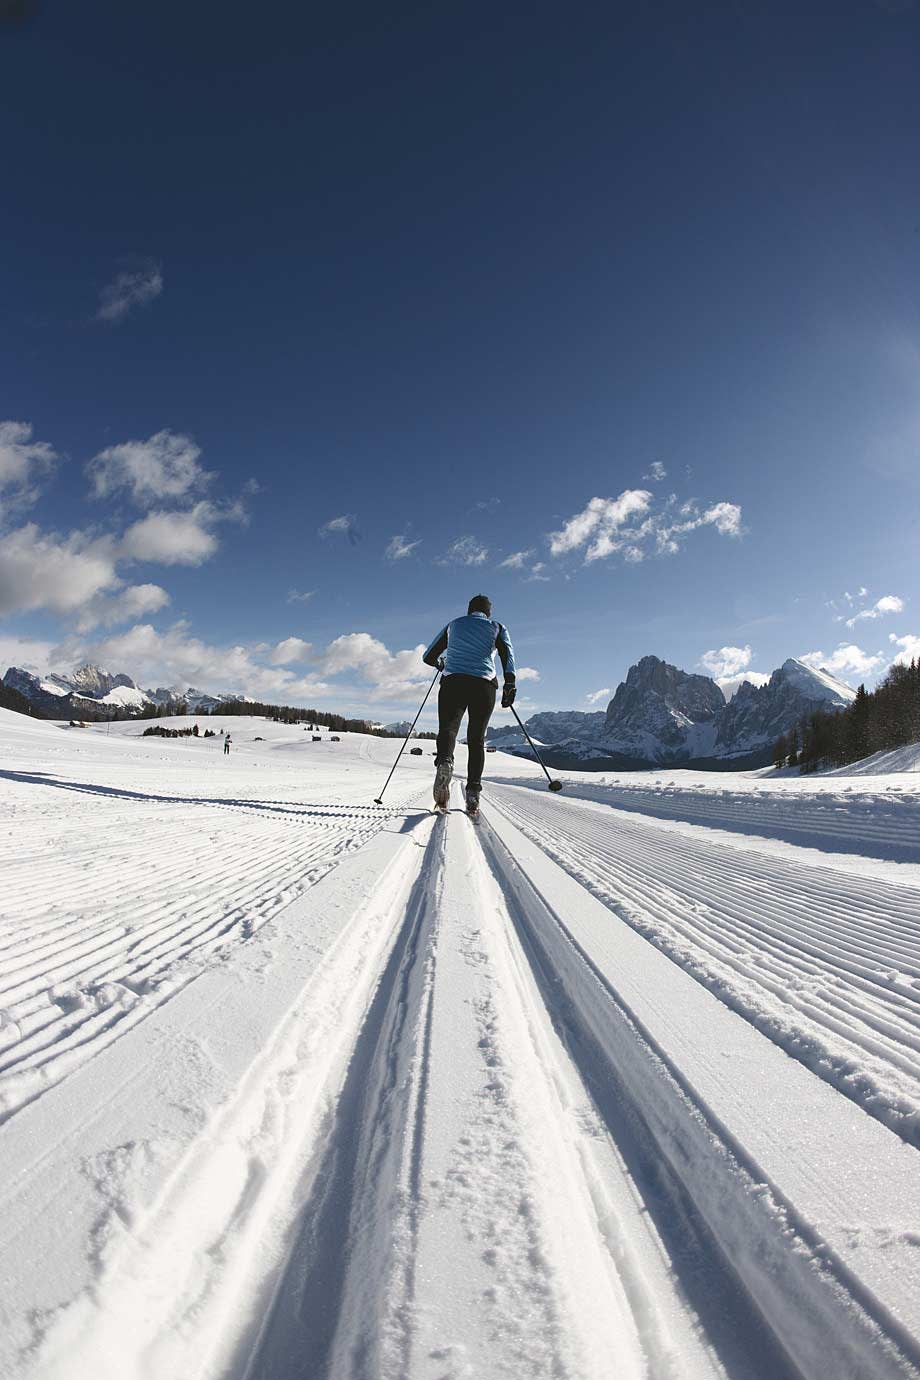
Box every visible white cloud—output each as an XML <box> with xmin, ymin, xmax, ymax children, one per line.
<box><xmin>0</xmin><ymin>631</ymin><xmax>58</xmax><ymax>678</ymax></box>
<box><xmin>96</xmin><ymin>262</ymin><xmax>163</xmax><ymax>324</ymax></box>
<box><xmin>889</xmin><ymin>633</ymin><xmax>920</xmax><ymax>666</ymax></box>
<box><xmin>527</xmin><ymin>562</ymin><xmax>550</xmax><ymax>582</ymax></box>
<box><xmin>0</xmin><ymin>421</ymin><xmax>58</xmax><ymax>514</ymax></box>
<box><xmin>799</xmin><ymin>644</ymin><xmax>884</xmax><ymax>681</ymax></box>
<box><xmin>498</xmin><ymin>549</ymin><xmax>533</xmax><ymax>570</ymax></box>
<box><xmin>385</xmin><ymin>533</ymin><xmax>422</xmax><ymax>560</ymax></box>
<box><xmin>515</xmin><ymin>666</ymin><xmax>540</xmax><ymax>682</ymax></box>
<box><xmin>702</xmin><ymin>502</ymin><xmax>744</xmax><ymax>537</ymax></box>
<box><xmin>549</xmin><ymin>490</ymin><xmax>653</xmax><ymax>560</ymax></box>
<box><xmin>87</xmin><ymin>430</ymin><xmax>212</xmax><ymax>507</ymax></box>
<box><xmin>550</xmin><ymin>491</ymin><xmax>745</xmax><ymax>566</ymax></box>
<box><xmin>845</xmin><ymin>594</ymin><xmax>905</xmax><ymax>627</ymax></box>
<box><xmin>643</xmin><ymin>461</ymin><xmax>667</xmax><ymax>481</ymax></box>
<box><xmin>474</xmin><ymin>497</ymin><xmax>501</xmax><ymax>512</ymax></box>
<box><xmin>717</xmin><ymin>670</ymin><xmax>772</xmax><ymax>699</ymax></box>
<box><xmin>0</xmin><ymin>524</ymin><xmax>119</xmax><ymax>616</ymax></box>
<box><xmin>319</xmin><ymin>632</ymin><xmax>432</xmax><ymax>701</ymax></box>
<box><xmin>319</xmin><ymin>514</ymin><xmax>360</xmax><ymax>545</ymax></box>
<box><xmin>67</xmin><ymin>621</ymin><xmax>330</xmax><ymax>704</ymax></box>
<box><xmin>437</xmin><ymin>535</ymin><xmax>489</xmax><ymax>566</ymax></box>
<box><xmin>121</xmin><ymin>500</ymin><xmax>242</xmax><ymax>566</ymax></box>
<box><xmin>585</xmin><ymin>686</ymin><xmax>610</xmax><ymax>705</ymax></box>
<box><xmin>700</xmin><ymin>644</ymin><xmax>753</xmax><ymax>679</ymax></box>
<box><xmin>270</xmin><ymin>636</ymin><xmax>312</xmax><ymax>665</ymax></box>
<box><xmin>73</xmin><ymin>582</ymin><xmax>171</xmax><ymax>633</ymax></box>
<box><xmin>287</xmin><ymin>589</ymin><xmax>315</xmax><ymax>604</ymax></box>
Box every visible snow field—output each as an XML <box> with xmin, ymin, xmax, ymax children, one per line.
<box><xmin>0</xmin><ymin>714</ymin><xmax>426</xmax><ymax>1118</ymax></box>
<box><xmin>2</xmin><ymin>710</ymin><xmax>920</xmax><ymax>1378</ymax></box>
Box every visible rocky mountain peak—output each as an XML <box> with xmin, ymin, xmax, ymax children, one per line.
<box><xmin>605</xmin><ymin>654</ymin><xmax>725</xmax><ymax>744</ymax></box>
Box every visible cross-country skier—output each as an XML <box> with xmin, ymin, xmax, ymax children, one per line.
<box><xmin>224</xmin><ymin>734</ymin><xmax>231</xmax><ymax>756</ymax></box>
<box><xmin>422</xmin><ymin>594</ymin><xmax>516</xmax><ymax>816</ymax></box>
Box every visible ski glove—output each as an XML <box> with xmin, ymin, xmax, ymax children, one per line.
<box><xmin>501</xmin><ymin>682</ymin><xmax>516</xmax><ymax>708</ymax></box>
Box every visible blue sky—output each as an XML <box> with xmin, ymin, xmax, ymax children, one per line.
<box><xmin>2</xmin><ymin>1</ymin><xmax>919</xmax><ymax>722</ymax></box>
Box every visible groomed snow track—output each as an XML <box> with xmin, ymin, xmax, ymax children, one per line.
<box><xmin>3</xmin><ymin>774</ymin><xmax>920</xmax><ymax>1380</ymax></box>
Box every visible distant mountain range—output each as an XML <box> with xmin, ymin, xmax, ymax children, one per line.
<box><xmin>488</xmin><ymin>654</ymin><xmax>856</xmax><ymax>770</ymax></box>
<box><xmin>2</xmin><ymin>664</ymin><xmax>249</xmax><ymax>721</ymax></box>
<box><xmin>4</xmin><ymin>653</ymin><xmax>858</xmax><ymax>771</ymax></box>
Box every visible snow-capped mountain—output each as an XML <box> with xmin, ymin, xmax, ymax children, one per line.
<box><xmin>2</xmin><ymin>664</ymin><xmax>247</xmax><ymax>720</ymax></box>
<box><xmin>713</xmin><ymin>657</ymin><xmax>855</xmax><ymax>755</ymax></box>
<box><xmin>489</xmin><ymin>654</ymin><xmax>857</xmax><ymax>769</ymax></box>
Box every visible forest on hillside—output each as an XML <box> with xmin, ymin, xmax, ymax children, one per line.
<box><xmin>775</xmin><ymin>659</ymin><xmax>920</xmax><ymax>772</ymax></box>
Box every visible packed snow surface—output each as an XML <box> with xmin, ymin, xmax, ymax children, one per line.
<box><xmin>1</xmin><ymin>707</ymin><xmax>920</xmax><ymax>1380</ymax></box>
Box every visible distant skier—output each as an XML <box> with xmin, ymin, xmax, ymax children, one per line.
<box><xmin>422</xmin><ymin>594</ymin><xmax>516</xmax><ymax>816</ymax></box>
<box><xmin>224</xmin><ymin>735</ymin><xmax>231</xmax><ymax>756</ymax></box>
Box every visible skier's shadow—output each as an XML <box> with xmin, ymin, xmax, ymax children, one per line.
<box><xmin>0</xmin><ymin>769</ymin><xmax>415</xmax><ymax>825</ymax></box>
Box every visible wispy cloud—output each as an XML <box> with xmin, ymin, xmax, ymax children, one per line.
<box><xmin>845</xmin><ymin>594</ymin><xmax>905</xmax><ymax>627</ymax></box>
<box><xmin>437</xmin><ymin>535</ymin><xmax>489</xmax><ymax>566</ymax></box>
<box><xmin>385</xmin><ymin>532</ymin><xmax>422</xmax><ymax>561</ymax></box>
<box><xmin>549</xmin><ymin>490</ymin><xmax>744</xmax><ymax>564</ymax></box>
<box><xmin>549</xmin><ymin>491</ymin><xmax>653</xmax><ymax>561</ymax></box>
<box><xmin>585</xmin><ymin>686</ymin><xmax>610</xmax><ymax>704</ymax></box>
<box><xmin>526</xmin><ymin>561</ymin><xmax>550</xmax><ymax>582</ymax></box>
<box><xmin>319</xmin><ymin>513</ymin><xmax>361</xmax><ymax>546</ymax></box>
<box><xmin>96</xmin><ymin>260</ymin><xmax>163</xmax><ymax>324</ymax></box>
<box><xmin>515</xmin><ymin>666</ymin><xmax>541</xmax><ymax>682</ymax></box>
<box><xmin>498</xmin><ymin>549</ymin><xmax>533</xmax><ymax>570</ymax></box>
<box><xmin>473</xmin><ymin>496</ymin><xmax>501</xmax><ymax>513</ymax></box>
<box><xmin>287</xmin><ymin>589</ymin><xmax>315</xmax><ymax>604</ymax></box>
<box><xmin>643</xmin><ymin>460</ymin><xmax>667</xmax><ymax>481</ymax></box>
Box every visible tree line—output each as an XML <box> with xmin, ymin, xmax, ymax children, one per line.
<box><xmin>141</xmin><ymin>698</ymin><xmax>435</xmax><ymax>738</ymax></box>
<box><xmin>773</xmin><ymin>658</ymin><xmax>920</xmax><ymax>772</ymax></box>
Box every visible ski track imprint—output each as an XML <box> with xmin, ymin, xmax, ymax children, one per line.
<box><xmin>0</xmin><ymin>771</ymin><xmax>414</xmax><ymax>1120</ymax></box>
<box><xmin>489</xmin><ymin>783</ymin><xmax>920</xmax><ymax>1147</ymax></box>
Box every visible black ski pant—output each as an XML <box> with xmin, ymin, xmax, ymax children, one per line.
<box><xmin>435</xmin><ymin>674</ymin><xmax>496</xmax><ymax>791</ymax></box>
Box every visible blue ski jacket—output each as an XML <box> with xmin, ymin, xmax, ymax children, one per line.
<box><xmin>422</xmin><ymin>612</ymin><xmax>516</xmax><ymax>684</ymax></box>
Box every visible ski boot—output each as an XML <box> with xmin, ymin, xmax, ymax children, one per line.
<box><xmin>433</xmin><ymin>760</ymin><xmax>452</xmax><ymax>813</ymax></box>
<box><xmin>464</xmin><ymin>785</ymin><xmax>481</xmax><ymax>820</ymax></box>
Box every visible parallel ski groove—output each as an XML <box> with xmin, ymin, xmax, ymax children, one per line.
<box><xmin>488</xmin><ymin>783</ymin><xmax>920</xmax><ymax>1145</ymax></box>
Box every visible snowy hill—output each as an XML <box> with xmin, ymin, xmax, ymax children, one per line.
<box><xmin>491</xmin><ymin>654</ymin><xmax>858</xmax><ymax>769</ymax></box>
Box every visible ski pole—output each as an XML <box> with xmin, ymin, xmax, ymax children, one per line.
<box><xmin>373</xmin><ymin>668</ymin><xmax>440</xmax><ymax>805</ymax></box>
<box><xmin>508</xmin><ymin>703</ymin><xmax>563</xmax><ymax>792</ymax></box>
